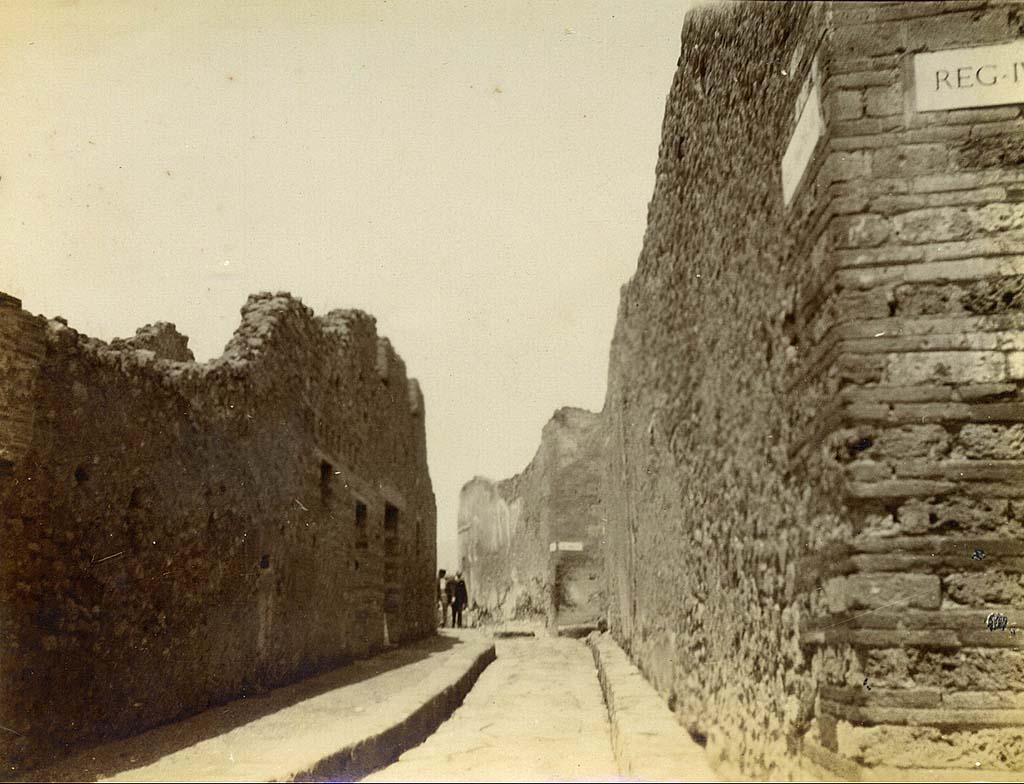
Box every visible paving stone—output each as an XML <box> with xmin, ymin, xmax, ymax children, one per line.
<box><xmin>364</xmin><ymin>635</ymin><xmax>618</xmax><ymax>782</ymax></box>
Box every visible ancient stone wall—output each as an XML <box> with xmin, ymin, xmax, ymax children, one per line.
<box><xmin>457</xmin><ymin>407</ymin><xmax>605</xmax><ymax>628</ymax></box>
<box><xmin>0</xmin><ymin>291</ymin><xmax>436</xmax><ymax>774</ymax></box>
<box><xmin>602</xmin><ymin>0</ymin><xmax>1024</xmax><ymax>779</ymax></box>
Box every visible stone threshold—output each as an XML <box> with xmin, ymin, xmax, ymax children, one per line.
<box><xmin>586</xmin><ymin>632</ymin><xmax>720</xmax><ymax>782</ymax></box>
<box><xmin>24</xmin><ymin>631</ymin><xmax>495</xmax><ymax>783</ymax></box>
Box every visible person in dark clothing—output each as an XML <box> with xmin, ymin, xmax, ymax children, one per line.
<box><xmin>443</xmin><ymin>575</ymin><xmax>456</xmax><ymax>627</ymax></box>
<box><xmin>437</xmin><ymin>569</ymin><xmax>448</xmax><ymax>627</ymax></box>
<box><xmin>452</xmin><ymin>572</ymin><xmax>468</xmax><ymax>628</ymax></box>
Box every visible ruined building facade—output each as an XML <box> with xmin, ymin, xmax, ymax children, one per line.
<box><xmin>457</xmin><ymin>408</ymin><xmax>605</xmax><ymax>629</ymax></box>
<box><xmin>463</xmin><ymin>1</ymin><xmax>1024</xmax><ymax>778</ymax></box>
<box><xmin>0</xmin><ymin>291</ymin><xmax>436</xmax><ymax>773</ymax></box>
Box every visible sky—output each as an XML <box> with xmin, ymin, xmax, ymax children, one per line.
<box><xmin>1</xmin><ymin>0</ymin><xmax>694</xmax><ymax>572</ymax></box>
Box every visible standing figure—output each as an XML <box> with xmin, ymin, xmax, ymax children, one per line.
<box><xmin>444</xmin><ymin>574</ymin><xmax>456</xmax><ymax>627</ymax></box>
<box><xmin>452</xmin><ymin>571</ymin><xmax>468</xmax><ymax>629</ymax></box>
<box><xmin>437</xmin><ymin>569</ymin><xmax>448</xmax><ymax>628</ymax></box>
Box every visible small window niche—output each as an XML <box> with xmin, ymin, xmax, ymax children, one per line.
<box><xmin>320</xmin><ymin>461</ymin><xmax>333</xmax><ymax>503</ymax></box>
<box><xmin>384</xmin><ymin>503</ymin><xmax>399</xmax><ymax>532</ymax></box>
<box><xmin>355</xmin><ymin>501</ymin><xmax>368</xmax><ymax>549</ymax></box>
<box><xmin>384</xmin><ymin>503</ymin><xmax>400</xmax><ymax>555</ymax></box>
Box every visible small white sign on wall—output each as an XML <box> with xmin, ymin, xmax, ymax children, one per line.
<box><xmin>914</xmin><ymin>40</ymin><xmax>1024</xmax><ymax>112</ymax></box>
<box><xmin>549</xmin><ymin>541</ymin><xmax>584</xmax><ymax>552</ymax></box>
<box><xmin>781</xmin><ymin>58</ymin><xmax>824</xmax><ymax>206</ymax></box>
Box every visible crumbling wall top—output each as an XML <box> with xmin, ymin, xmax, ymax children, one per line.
<box><xmin>19</xmin><ymin>291</ymin><xmax>423</xmax><ymax>420</ymax></box>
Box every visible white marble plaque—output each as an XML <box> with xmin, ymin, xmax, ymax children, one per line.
<box><xmin>781</xmin><ymin>62</ymin><xmax>823</xmax><ymax>206</ymax></box>
<box><xmin>914</xmin><ymin>40</ymin><xmax>1024</xmax><ymax>112</ymax></box>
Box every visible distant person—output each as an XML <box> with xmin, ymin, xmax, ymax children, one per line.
<box><xmin>452</xmin><ymin>572</ymin><xmax>468</xmax><ymax>628</ymax></box>
<box><xmin>437</xmin><ymin>569</ymin><xmax>448</xmax><ymax>627</ymax></box>
<box><xmin>444</xmin><ymin>574</ymin><xmax>456</xmax><ymax>627</ymax></box>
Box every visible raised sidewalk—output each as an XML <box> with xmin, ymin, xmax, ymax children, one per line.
<box><xmin>587</xmin><ymin>631</ymin><xmax>719</xmax><ymax>782</ymax></box>
<box><xmin>27</xmin><ymin>631</ymin><xmax>494</xmax><ymax>783</ymax></box>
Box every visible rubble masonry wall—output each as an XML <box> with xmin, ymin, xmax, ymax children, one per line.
<box><xmin>0</xmin><ymin>291</ymin><xmax>436</xmax><ymax>773</ymax></box>
<box><xmin>457</xmin><ymin>407</ymin><xmax>605</xmax><ymax>627</ymax></box>
<box><xmin>603</xmin><ymin>0</ymin><xmax>1024</xmax><ymax>778</ymax></box>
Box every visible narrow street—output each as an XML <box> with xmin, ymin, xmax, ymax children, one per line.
<box><xmin>363</xmin><ymin>633</ymin><xmax>619</xmax><ymax>782</ymax></box>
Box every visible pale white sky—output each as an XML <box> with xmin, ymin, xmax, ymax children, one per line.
<box><xmin>1</xmin><ymin>0</ymin><xmax>693</xmax><ymax>571</ymax></box>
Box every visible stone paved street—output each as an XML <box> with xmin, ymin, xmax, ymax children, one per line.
<box><xmin>363</xmin><ymin>633</ymin><xmax>620</xmax><ymax>782</ymax></box>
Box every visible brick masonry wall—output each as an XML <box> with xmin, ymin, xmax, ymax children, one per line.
<box><xmin>602</xmin><ymin>0</ymin><xmax>1023</xmax><ymax>779</ymax></box>
<box><xmin>457</xmin><ymin>407</ymin><xmax>605</xmax><ymax>628</ymax></box>
<box><xmin>800</xmin><ymin>1</ymin><xmax>1024</xmax><ymax>777</ymax></box>
<box><xmin>0</xmin><ymin>291</ymin><xmax>436</xmax><ymax>774</ymax></box>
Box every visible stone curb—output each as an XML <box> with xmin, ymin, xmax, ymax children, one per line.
<box><xmin>587</xmin><ymin>632</ymin><xmax>719</xmax><ymax>783</ymax></box>
<box><xmin>294</xmin><ymin>639</ymin><xmax>496</xmax><ymax>782</ymax></box>
<box><xmin>28</xmin><ymin>634</ymin><xmax>495</xmax><ymax>783</ymax></box>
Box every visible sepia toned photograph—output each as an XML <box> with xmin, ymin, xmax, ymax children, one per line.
<box><xmin>2</xmin><ymin>0</ymin><xmax>1023</xmax><ymax>781</ymax></box>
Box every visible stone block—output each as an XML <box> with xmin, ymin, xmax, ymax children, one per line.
<box><xmin>822</xmin><ymin>150</ymin><xmax>871</xmax><ymax>184</ymax></box>
<box><xmin>820</xmin><ymin>685</ymin><xmax>942</xmax><ymax>709</ymax></box>
<box><xmin>827</xmin><ymin>69</ymin><xmax>897</xmax><ymax>90</ymax></box>
<box><xmin>893</xmin><ymin>206</ymin><xmax>972</xmax><ymax>244</ymax></box>
<box><xmin>834</xmin><ymin>243</ymin><xmax>925</xmax><ymax>268</ymax></box>
<box><xmin>871</xmin><ymin>424</ymin><xmax>951</xmax><ymax>461</ymax></box>
<box><xmin>841</xmin><ymin>384</ymin><xmax>952</xmax><ymax>404</ymax></box>
<box><xmin>830</xmin><ymin>213</ymin><xmax>891</xmax><ymax>248</ymax></box>
<box><xmin>885</xmin><ymin>351</ymin><xmax>1007</xmax><ymax>386</ymax></box>
<box><xmin>872</xmin><ymin>185</ymin><xmax>1006</xmax><ymax>216</ymax></box>
<box><xmin>890</xmin><ymin>401</ymin><xmax>1024</xmax><ymax>425</ymax></box>
<box><xmin>902</xmin><ymin>8</ymin><xmax>1013</xmax><ymax>52</ymax></box>
<box><xmin>923</xmin><ymin>231</ymin><xmax>1024</xmax><ymax>262</ymax></box>
<box><xmin>896</xmin><ymin>459</ymin><xmax>1024</xmax><ymax>484</ymax></box>
<box><xmin>828</xmin><ymin>701</ymin><xmax>1024</xmax><ymax>726</ymax></box>
<box><xmin>1008</xmin><ymin>352</ymin><xmax>1024</xmax><ymax>381</ymax></box>
<box><xmin>874</xmin><ymin>144</ymin><xmax>950</xmax><ymax>179</ymax></box>
<box><xmin>970</xmin><ymin>119</ymin><xmax>1024</xmax><ymax>140</ymax></box>
<box><xmin>838</xmin><ymin>354</ymin><xmax>886</xmax><ymax>384</ymax></box>
<box><xmin>842</xmin><ymin>572</ymin><xmax>941</xmax><ymax>610</ymax></box>
<box><xmin>957</xmin><ymin>129</ymin><xmax>1024</xmax><ymax>170</ymax></box>
<box><xmin>831</xmin><ymin>115</ymin><xmax>905</xmax><ymax>138</ymax></box>
<box><xmin>846</xmin><ymin>479</ymin><xmax>958</xmax><ymax>499</ymax></box>
<box><xmin>943</xmin><ymin>691</ymin><xmax>1024</xmax><ymax>710</ymax></box>
<box><xmin>872</xmin><ymin>1</ymin><xmax>987</xmax><ymax>23</ymax></box>
<box><xmin>944</xmin><ymin>571</ymin><xmax>1024</xmax><ymax>606</ymax></box>
<box><xmin>870</xmin><ymin>647</ymin><xmax>1024</xmax><ymax>690</ymax></box>
<box><xmin>836</xmin><ymin>722</ymin><xmax>1024</xmax><ymax>769</ymax></box>
<box><xmin>963</xmin><ymin>275</ymin><xmax>1024</xmax><ymax>316</ymax></box>
<box><xmin>844</xmin><ymin>461</ymin><xmax>892</xmax><ymax>483</ymax></box>
<box><xmin>835</xmin><ymin>289</ymin><xmax>893</xmax><ymax>319</ymax></box>
<box><xmin>895</xmin><ymin>497</ymin><xmax>1018</xmax><ymax>537</ymax></box>
<box><xmin>955</xmin><ymin>424</ymin><xmax>1024</xmax><ymax>460</ymax></box>
<box><xmin>832</xmin><ymin>22</ymin><xmax>904</xmax><ymax>58</ymax></box>
<box><xmin>840</xmin><ymin>629</ymin><xmax>960</xmax><ymax>649</ymax></box>
<box><xmin>958</xmin><ymin>629</ymin><xmax>1024</xmax><ymax>648</ymax></box>
<box><xmin>956</xmin><ymin>384</ymin><xmax>1018</xmax><ymax>403</ymax></box>
<box><xmin>828</xmin><ymin>89</ymin><xmax>864</xmax><ymax>121</ymax></box>
<box><xmin>864</xmin><ymin>83</ymin><xmax>903</xmax><ymax>117</ymax></box>
<box><xmin>911</xmin><ymin>170</ymin><xmax>1017</xmax><ymax>194</ymax></box>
